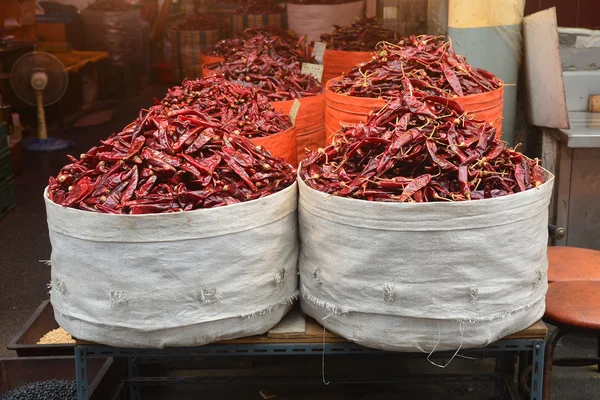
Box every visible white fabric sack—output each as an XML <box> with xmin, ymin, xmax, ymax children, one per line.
<box><xmin>46</xmin><ymin>183</ymin><xmax>298</xmax><ymax>348</ymax></box>
<box><xmin>299</xmin><ymin>173</ymin><xmax>554</xmax><ymax>352</ymax></box>
<box><xmin>287</xmin><ymin>1</ymin><xmax>365</xmax><ymax>43</ymax></box>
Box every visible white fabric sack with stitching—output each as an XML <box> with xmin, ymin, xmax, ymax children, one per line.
<box><xmin>287</xmin><ymin>1</ymin><xmax>365</xmax><ymax>43</ymax></box>
<box><xmin>46</xmin><ymin>183</ymin><xmax>298</xmax><ymax>348</ymax></box>
<box><xmin>299</xmin><ymin>173</ymin><xmax>554</xmax><ymax>352</ymax></box>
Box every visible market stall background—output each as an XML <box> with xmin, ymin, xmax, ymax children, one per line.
<box><xmin>0</xmin><ymin>0</ymin><xmax>599</xmax><ymax>399</ymax></box>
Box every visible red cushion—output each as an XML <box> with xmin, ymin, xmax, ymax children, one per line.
<box><xmin>547</xmin><ymin>246</ymin><xmax>600</xmax><ymax>283</ymax></box>
<box><xmin>545</xmin><ymin>281</ymin><xmax>600</xmax><ymax>330</ymax></box>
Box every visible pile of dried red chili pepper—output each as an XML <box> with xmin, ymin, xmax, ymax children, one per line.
<box><xmin>235</xmin><ymin>0</ymin><xmax>284</xmax><ymax>14</ymax></box>
<box><xmin>301</xmin><ymin>93</ymin><xmax>543</xmax><ymax>202</ymax></box>
<box><xmin>48</xmin><ymin>77</ymin><xmax>296</xmax><ymax>214</ymax></box>
<box><xmin>172</xmin><ymin>12</ymin><xmax>228</xmax><ymax>31</ymax></box>
<box><xmin>207</xmin><ymin>34</ymin><xmax>323</xmax><ymax>101</ymax></box>
<box><xmin>205</xmin><ymin>27</ymin><xmax>307</xmax><ymax>61</ymax></box>
<box><xmin>331</xmin><ymin>35</ymin><xmax>503</xmax><ymax>98</ymax></box>
<box><xmin>205</xmin><ymin>37</ymin><xmax>246</xmax><ymax>58</ymax></box>
<box><xmin>86</xmin><ymin>0</ymin><xmax>133</xmax><ymax>11</ymax></box>
<box><xmin>161</xmin><ymin>75</ymin><xmax>292</xmax><ymax>137</ymax></box>
<box><xmin>320</xmin><ymin>17</ymin><xmax>397</xmax><ymax>51</ymax></box>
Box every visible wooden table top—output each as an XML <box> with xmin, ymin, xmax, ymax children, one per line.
<box><xmin>77</xmin><ymin>310</ymin><xmax>547</xmax><ymax>347</ymax></box>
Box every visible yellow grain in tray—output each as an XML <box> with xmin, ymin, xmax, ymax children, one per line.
<box><xmin>37</xmin><ymin>327</ymin><xmax>75</xmax><ymax>344</ymax></box>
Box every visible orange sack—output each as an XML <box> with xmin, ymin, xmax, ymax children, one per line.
<box><xmin>271</xmin><ymin>93</ymin><xmax>326</xmax><ymax>162</ymax></box>
<box><xmin>325</xmin><ymin>79</ymin><xmax>504</xmax><ymax>143</ymax></box>
<box><xmin>322</xmin><ymin>49</ymin><xmax>372</xmax><ymax>85</ymax></box>
<box><xmin>201</xmin><ymin>62</ymin><xmax>220</xmax><ymax>78</ymax></box>
<box><xmin>250</xmin><ymin>126</ymin><xmax>298</xmax><ymax>167</ymax></box>
<box><xmin>454</xmin><ymin>86</ymin><xmax>504</xmax><ymax>135</ymax></box>
<box><xmin>200</xmin><ymin>51</ymin><xmax>225</xmax><ymax>76</ymax></box>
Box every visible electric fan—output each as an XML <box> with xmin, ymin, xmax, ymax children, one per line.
<box><xmin>10</xmin><ymin>51</ymin><xmax>71</xmax><ymax>151</ymax></box>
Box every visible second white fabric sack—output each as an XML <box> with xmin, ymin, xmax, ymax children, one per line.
<box><xmin>299</xmin><ymin>174</ymin><xmax>554</xmax><ymax>352</ymax></box>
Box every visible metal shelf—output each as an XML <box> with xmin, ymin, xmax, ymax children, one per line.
<box><xmin>75</xmin><ymin>338</ymin><xmax>545</xmax><ymax>400</ymax></box>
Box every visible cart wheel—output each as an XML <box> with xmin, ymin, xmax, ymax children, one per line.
<box><xmin>519</xmin><ymin>364</ymin><xmax>532</xmax><ymax>398</ymax></box>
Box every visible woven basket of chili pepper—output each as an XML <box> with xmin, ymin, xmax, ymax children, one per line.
<box><xmin>208</xmin><ymin>2</ymin><xmax>240</xmax><ymax>34</ymax></box>
<box><xmin>228</xmin><ymin>0</ymin><xmax>287</xmax><ymax>36</ymax></box>
<box><xmin>200</xmin><ymin>26</ymin><xmax>307</xmax><ymax>77</ymax></box>
<box><xmin>298</xmin><ymin>93</ymin><xmax>554</xmax><ymax>352</ymax></box>
<box><xmin>170</xmin><ymin>12</ymin><xmax>229</xmax><ymax>82</ymax></box>
<box><xmin>325</xmin><ymin>35</ymin><xmax>505</xmax><ymax>142</ymax></box>
<box><xmin>287</xmin><ymin>0</ymin><xmax>365</xmax><ymax>43</ymax></box>
<box><xmin>44</xmin><ymin>77</ymin><xmax>299</xmax><ymax>348</ymax></box>
<box><xmin>319</xmin><ymin>17</ymin><xmax>397</xmax><ymax>84</ymax></box>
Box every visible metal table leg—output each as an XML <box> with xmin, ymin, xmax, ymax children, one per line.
<box><xmin>75</xmin><ymin>345</ymin><xmax>89</xmax><ymax>400</ymax></box>
<box><xmin>128</xmin><ymin>356</ymin><xmax>141</xmax><ymax>400</ymax></box>
<box><xmin>531</xmin><ymin>339</ymin><xmax>545</xmax><ymax>400</ymax></box>
<box><xmin>494</xmin><ymin>352</ymin><xmax>508</xmax><ymax>399</ymax></box>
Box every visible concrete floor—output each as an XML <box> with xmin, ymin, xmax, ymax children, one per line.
<box><xmin>0</xmin><ymin>84</ymin><xmax>598</xmax><ymax>399</ymax></box>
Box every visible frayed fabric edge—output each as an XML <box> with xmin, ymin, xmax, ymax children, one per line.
<box><xmin>241</xmin><ymin>291</ymin><xmax>299</xmax><ymax>319</ymax></box>
<box><xmin>453</xmin><ymin>296</ymin><xmax>546</xmax><ymax>324</ymax></box>
<box><xmin>301</xmin><ymin>292</ymin><xmax>346</xmax><ymax>315</ymax></box>
<box><xmin>302</xmin><ymin>292</ymin><xmax>544</xmax><ymax>324</ymax></box>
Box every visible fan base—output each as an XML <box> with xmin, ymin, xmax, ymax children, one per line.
<box><xmin>23</xmin><ymin>137</ymin><xmax>73</xmax><ymax>152</ymax></box>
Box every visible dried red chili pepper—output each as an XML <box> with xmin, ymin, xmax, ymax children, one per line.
<box><xmin>320</xmin><ymin>17</ymin><xmax>397</xmax><ymax>51</ymax></box>
<box><xmin>49</xmin><ymin>78</ymin><xmax>296</xmax><ymax>214</ymax></box>
<box><xmin>160</xmin><ymin>76</ymin><xmax>292</xmax><ymax>138</ymax></box>
<box><xmin>206</xmin><ymin>27</ymin><xmax>307</xmax><ymax>60</ymax></box>
<box><xmin>206</xmin><ymin>33</ymin><xmax>322</xmax><ymax>102</ymax></box>
<box><xmin>331</xmin><ymin>35</ymin><xmax>503</xmax><ymax>98</ymax></box>
<box><xmin>301</xmin><ymin>89</ymin><xmax>543</xmax><ymax>202</ymax></box>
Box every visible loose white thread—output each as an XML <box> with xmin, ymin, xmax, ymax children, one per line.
<box><xmin>48</xmin><ymin>277</ymin><xmax>66</xmax><ymax>296</ymax></box>
<box><xmin>426</xmin><ymin>321</ymin><xmax>465</xmax><ymax>368</ymax></box>
<box><xmin>240</xmin><ymin>292</ymin><xmax>299</xmax><ymax>318</ymax></box>
<box><xmin>39</xmin><ymin>260</ymin><xmax>52</xmax><ymax>266</ymax></box>
<box><xmin>301</xmin><ymin>292</ymin><xmax>344</xmax><ymax>314</ymax></box>
<box><xmin>456</xmin><ymin>354</ymin><xmax>477</xmax><ymax>360</ymax></box>
<box><xmin>321</xmin><ymin>312</ymin><xmax>334</xmax><ymax>385</ymax></box>
<box><xmin>454</xmin><ymin>297</ymin><xmax>544</xmax><ymax>323</ymax></box>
